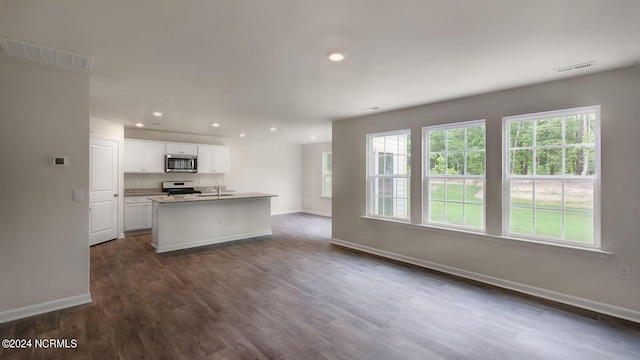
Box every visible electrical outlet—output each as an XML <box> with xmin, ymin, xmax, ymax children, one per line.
<box><xmin>218</xmin><ymin>216</ymin><xmax>224</xmax><ymax>224</ymax></box>
<box><xmin>619</xmin><ymin>265</ymin><xmax>631</xmax><ymax>280</ymax></box>
<box><xmin>134</xmin><ymin>180</ymin><xmax>140</xmax><ymax>186</ymax></box>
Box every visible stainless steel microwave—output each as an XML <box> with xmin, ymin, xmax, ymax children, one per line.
<box><xmin>165</xmin><ymin>154</ymin><xmax>197</xmax><ymax>173</ymax></box>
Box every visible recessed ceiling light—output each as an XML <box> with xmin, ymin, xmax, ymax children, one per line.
<box><xmin>310</xmin><ymin>135</ymin><xmax>317</xmax><ymax>140</ymax></box>
<box><xmin>362</xmin><ymin>107</ymin><xmax>381</xmax><ymax>111</ymax></box>
<box><xmin>152</xmin><ymin>112</ymin><xmax>163</xmax><ymax>117</ymax></box>
<box><xmin>328</xmin><ymin>52</ymin><xmax>346</xmax><ymax>62</ymax></box>
<box><xmin>211</xmin><ymin>123</ymin><xmax>220</xmax><ymax>127</ymax></box>
<box><xmin>239</xmin><ymin>133</ymin><xmax>246</xmax><ymax>138</ymax></box>
<box><xmin>269</xmin><ymin>127</ymin><xmax>277</xmax><ymax>132</ymax></box>
<box><xmin>135</xmin><ymin>122</ymin><xmax>144</xmax><ymax>128</ymax></box>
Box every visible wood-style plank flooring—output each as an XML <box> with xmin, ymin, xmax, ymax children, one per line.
<box><xmin>1</xmin><ymin>213</ymin><xmax>639</xmax><ymax>359</ymax></box>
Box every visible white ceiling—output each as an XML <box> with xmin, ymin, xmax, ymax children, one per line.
<box><xmin>1</xmin><ymin>0</ymin><xmax>639</xmax><ymax>143</ymax></box>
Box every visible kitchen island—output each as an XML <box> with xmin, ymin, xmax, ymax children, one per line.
<box><xmin>148</xmin><ymin>192</ymin><xmax>277</xmax><ymax>253</ymax></box>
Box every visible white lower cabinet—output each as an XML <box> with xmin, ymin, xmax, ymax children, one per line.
<box><xmin>125</xmin><ymin>197</ymin><xmax>153</xmax><ymax>231</ymax></box>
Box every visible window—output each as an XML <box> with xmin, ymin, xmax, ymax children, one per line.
<box><xmin>504</xmin><ymin>106</ymin><xmax>599</xmax><ymax>247</ymax></box>
<box><xmin>322</xmin><ymin>152</ymin><xmax>332</xmax><ymax>198</ymax></box>
<box><xmin>423</xmin><ymin>121</ymin><xmax>485</xmax><ymax>230</ymax></box>
<box><xmin>367</xmin><ymin>130</ymin><xmax>411</xmax><ymax>220</ymax></box>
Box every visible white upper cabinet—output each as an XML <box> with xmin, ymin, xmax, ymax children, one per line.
<box><xmin>198</xmin><ymin>145</ymin><xmax>230</xmax><ymax>173</ymax></box>
<box><xmin>124</xmin><ymin>140</ymin><xmax>165</xmax><ymax>173</ymax></box>
<box><xmin>166</xmin><ymin>143</ymin><xmax>198</xmax><ymax>156</ymax></box>
<box><xmin>124</xmin><ymin>139</ymin><xmax>229</xmax><ymax>173</ymax></box>
<box><xmin>213</xmin><ymin>146</ymin><xmax>230</xmax><ymax>173</ymax></box>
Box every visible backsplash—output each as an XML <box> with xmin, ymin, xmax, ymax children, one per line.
<box><xmin>123</xmin><ymin>173</ymin><xmax>227</xmax><ymax>190</ymax></box>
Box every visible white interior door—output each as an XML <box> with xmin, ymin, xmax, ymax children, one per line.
<box><xmin>90</xmin><ymin>137</ymin><xmax>119</xmax><ymax>245</ymax></box>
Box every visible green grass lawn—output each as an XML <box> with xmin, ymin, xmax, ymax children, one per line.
<box><xmin>429</xmin><ymin>181</ymin><xmax>483</xmax><ymax>228</ymax></box>
<box><xmin>509</xmin><ymin>206</ymin><xmax>593</xmax><ymax>242</ymax></box>
<box><xmin>428</xmin><ymin>181</ymin><xmax>594</xmax><ymax>242</ymax></box>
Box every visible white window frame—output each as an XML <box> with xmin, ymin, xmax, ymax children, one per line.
<box><xmin>366</xmin><ymin>129</ymin><xmax>411</xmax><ymax>221</ymax></box>
<box><xmin>423</xmin><ymin>120</ymin><xmax>486</xmax><ymax>231</ymax></box>
<box><xmin>322</xmin><ymin>152</ymin><xmax>332</xmax><ymax>198</ymax></box>
<box><xmin>502</xmin><ymin>105</ymin><xmax>601</xmax><ymax>248</ymax></box>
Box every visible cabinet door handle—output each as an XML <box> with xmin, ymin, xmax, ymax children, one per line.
<box><xmin>114</xmin><ymin>194</ymin><xmax>119</xmax><ymax>197</ymax></box>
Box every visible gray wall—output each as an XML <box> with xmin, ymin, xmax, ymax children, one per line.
<box><xmin>332</xmin><ymin>65</ymin><xmax>640</xmax><ymax>321</ymax></box>
<box><xmin>302</xmin><ymin>142</ymin><xmax>332</xmax><ymax>216</ymax></box>
<box><xmin>0</xmin><ymin>58</ymin><xmax>90</xmax><ymax>318</ymax></box>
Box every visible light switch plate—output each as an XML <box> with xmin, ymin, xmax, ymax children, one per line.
<box><xmin>73</xmin><ymin>189</ymin><xmax>84</xmax><ymax>202</ymax></box>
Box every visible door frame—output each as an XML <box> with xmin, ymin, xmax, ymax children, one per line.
<box><xmin>90</xmin><ymin>135</ymin><xmax>123</xmax><ymax>243</ymax></box>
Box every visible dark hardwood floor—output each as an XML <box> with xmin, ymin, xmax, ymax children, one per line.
<box><xmin>1</xmin><ymin>213</ymin><xmax>639</xmax><ymax>359</ymax></box>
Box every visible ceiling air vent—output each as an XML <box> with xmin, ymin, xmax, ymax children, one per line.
<box><xmin>0</xmin><ymin>37</ymin><xmax>93</xmax><ymax>71</ymax></box>
<box><xmin>554</xmin><ymin>61</ymin><xmax>596</xmax><ymax>73</ymax></box>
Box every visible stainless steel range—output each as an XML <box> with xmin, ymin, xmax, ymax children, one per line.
<box><xmin>162</xmin><ymin>181</ymin><xmax>201</xmax><ymax>195</ymax></box>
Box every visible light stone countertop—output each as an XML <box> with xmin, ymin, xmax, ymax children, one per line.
<box><xmin>124</xmin><ymin>188</ymin><xmax>164</xmax><ymax>197</ymax></box>
<box><xmin>147</xmin><ymin>192</ymin><xmax>277</xmax><ymax>204</ymax></box>
<box><xmin>124</xmin><ymin>186</ymin><xmax>232</xmax><ymax>197</ymax></box>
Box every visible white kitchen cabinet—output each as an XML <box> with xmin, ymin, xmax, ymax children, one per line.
<box><xmin>124</xmin><ymin>140</ymin><xmax>165</xmax><ymax>173</ymax></box>
<box><xmin>197</xmin><ymin>145</ymin><xmax>230</xmax><ymax>173</ymax></box>
<box><xmin>124</xmin><ymin>196</ymin><xmax>153</xmax><ymax>231</ymax></box>
<box><xmin>166</xmin><ymin>143</ymin><xmax>198</xmax><ymax>156</ymax></box>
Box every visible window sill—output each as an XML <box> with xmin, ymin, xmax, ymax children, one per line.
<box><xmin>360</xmin><ymin>216</ymin><xmax>612</xmax><ymax>259</ymax></box>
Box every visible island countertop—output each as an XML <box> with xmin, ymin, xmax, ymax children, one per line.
<box><xmin>150</xmin><ymin>192</ymin><xmax>276</xmax><ymax>253</ymax></box>
<box><xmin>148</xmin><ymin>192</ymin><xmax>277</xmax><ymax>204</ymax></box>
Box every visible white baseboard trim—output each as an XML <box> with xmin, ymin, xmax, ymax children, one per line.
<box><xmin>330</xmin><ymin>238</ymin><xmax>640</xmax><ymax>324</ymax></box>
<box><xmin>124</xmin><ymin>229</ymin><xmax>151</xmax><ymax>237</ymax></box>
<box><xmin>302</xmin><ymin>209</ymin><xmax>332</xmax><ymax>217</ymax></box>
<box><xmin>272</xmin><ymin>209</ymin><xmax>302</xmax><ymax>215</ymax></box>
<box><xmin>156</xmin><ymin>230</ymin><xmax>273</xmax><ymax>253</ymax></box>
<box><xmin>118</xmin><ymin>232</ymin><xmax>125</xmax><ymax>239</ymax></box>
<box><xmin>0</xmin><ymin>293</ymin><xmax>92</xmax><ymax>324</ymax></box>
